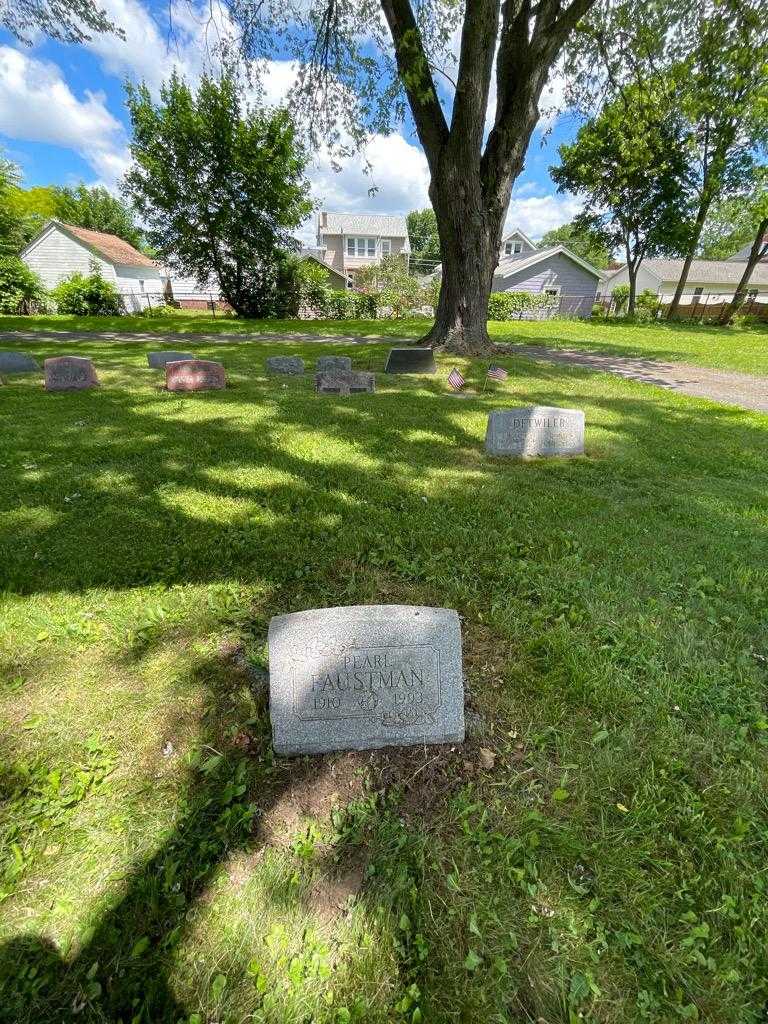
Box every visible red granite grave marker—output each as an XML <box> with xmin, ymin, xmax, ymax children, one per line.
<box><xmin>166</xmin><ymin>359</ymin><xmax>226</xmax><ymax>392</ymax></box>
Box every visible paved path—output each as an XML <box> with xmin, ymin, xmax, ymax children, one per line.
<box><xmin>2</xmin><ymin>329</ymin><xmax>767</xmax><ymax>414</ymax></box>
<box><xmin>501</xmin><ymin>344</ymin><xmax>768</xmax><ymax>415</ymax></box>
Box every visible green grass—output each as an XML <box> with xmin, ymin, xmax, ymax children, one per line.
<box><xmin>1</xmin><ymin>337</ymin><xmax>768</xmax><ymax>1023</ymax></box>
<box><xmin>3</xmin><ymin>309</ymin><xmax>768</xmax><ymax>374</ymax></box>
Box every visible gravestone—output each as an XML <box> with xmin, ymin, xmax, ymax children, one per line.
<box><xmin>485</xmin><ymin>406</ymin><xmax>584</xmax><ymax>458</ymax></box>
<box><xmin>269</xmin><ymin>604</ymin><xmax>465</xmax><ymax>756</ymax></box>
<box><xmin>166</xmin><ymin>359</ymin><xmax>226</xmax><ymax>391</ymax></box>
<box><xmin>44</xmin><ymin>356</ymin><xmax>99</xmax><ymax>391</ymax></box>
<box><xmin>315</xmin><ymin>370</ymin><xmax>375</xmax><ymax>395</ymax></box>
<box><xmin>266</xmin><ymin>356</ymin><xmax>305</xmax><ymax>375</ymax></box>
<box><xmin>147</xmin><ymin>351</ymin><xmax>194</xmax><ymax>369</ymax></box>
<box><xmin>384</xmin><ymin>347</ymin><xmax>437</xmax><ymax>374</ymax></box>
<box><xmin>317</xmin><ymin>355</ymin><xmax>353</xmax><ymax>373</ymax></box>
<box><xmin>0</xmin><ymin>352</ymin><xmax>39</xmax><ymax>374</ymax></box>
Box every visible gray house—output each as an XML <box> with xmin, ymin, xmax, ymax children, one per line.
<box><xmin>492</xmin><ymin>233</ymin><xmax>603</xmax><ymax>315</ymax></box>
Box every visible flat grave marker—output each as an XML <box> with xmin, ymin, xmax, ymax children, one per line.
<box><xmin>317</xmin><ymin>355</ymin><xmax>353</xmax><ymax>373</ymax></box>
<box><xmin>147</xmin><ymin>351</ymin><xmax>195</xmax><ymax>369</ymax></box>
<box><xmin>266</xmin><ymin>356</ymin><xmax>305</xmax><ymax>375</ymax></box>
<box><xmin>485</xmin><ymin>406</ymin><xmax>585</xmax><ymax>458</ymax></box>
<box><xmin>315</xmin><ymin>370</ymin><xmax>375</xmax><ymax>395</ymax></box>
<box><xmin>0</xmin><ymin>352</ymin><xmax>40</xmax><ymax>374</ymax></box>
<box><xmin>269</xmin><ymin>604</ymin><xmax>465</xmax><ymax>756</ymax></box>
<box><xmin>166</xmin><ymin>359</ymin><xmax>226</xmax><ymax>392</ymax></box>
<box><xmin>44</xmin><ymin>356</ymin><xmax>99</xmax><ymax>392</ymax></box>
<box><xmin>384</xmin><ymin>347</ymin><xmax>437</xmax><ymax>374</ymax></box>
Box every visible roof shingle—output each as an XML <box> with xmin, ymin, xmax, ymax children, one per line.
<box><xmin>641</xmin><ymin>258</ymin><xmax>768</xmax><ymax>286</ymax></box>
<box><xmin>58</xmin><ymin>221</ymin><xmax>157</xmax><ymax>268</ymax></box>
<box><xmin>319</xmin><ymin>212</ymin><xmax>409</xmax><ymax>238</ymax></box>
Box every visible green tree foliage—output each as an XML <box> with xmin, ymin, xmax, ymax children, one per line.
<box><xmin>0</xmin><ymin>256</ymin><xmax>47</xmax><ymax>313</ymax></box>
<box><xmin>51</xmin><ymin>265</ymin><xmax>122</xmax><ymax>315</ymax></box>
<box><xmin>407</xmin><ymin>209</ymin><xmax>441</xmax><ymax>272</ymax></box>
<box><xmin>700</xmin><ymin>197</ymin><xmax>762</xmax><ymax>260</ymax></box>
<box><xmin>355</xmin><ymin>255</ymin><xmax>424</xmax><ymax>317</ymax></box>
<box><xmin>53</xmin><ymin>185</ymin><xmax>146</xmax><ymax>250</ymax></box>
<box><xmin>6</xmin><ymin>185</ymin><xmax>59</xmax><ymax>246</ymax></box>
<box><xmin>717</xmin><ymin>170</ymin><xmax>768</xmax><ymax>323</ymax></box>
<box><xmin>551</xmin><ymin>80</ymin><xmax>690</xmax><ymax>313</ymax></box>
<box><xmin>0</xmin><ymin>154</ymin><xmax>26</xmax><ymax>256</ymax></box>
<box><xmin>1</xmin><ymin>0</ymin><xmax>120</xmax><ymax>44</ymax></box>
<box><xmin>540</xmin><ymin>221</ymin><xmax>612</xmax><ymax>269</ymax></box>
<box><xmin>124</xmin><ymin>72</ymin><xmax>313</xmax><ymax>319</ymax></box>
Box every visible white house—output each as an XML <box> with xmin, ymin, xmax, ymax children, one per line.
<box><xmin>21</xmin><ymin>220</ymin><xmax>163</xmax><ymax>311</ymax></box>
<box><xmin>315</xmin><ymin>212</ymin><xmax>411</xmax><ymax>280</ymax></box>
<box><xmin>601</xmin><ymin>258</ymin><xmax>768</xmax><ymax>308</ymax></box>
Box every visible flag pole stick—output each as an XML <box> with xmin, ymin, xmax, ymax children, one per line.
<box><xmin>482</xmin><ymin>361</ymin><xmax>492</xmax><ymax>393</ymax></box>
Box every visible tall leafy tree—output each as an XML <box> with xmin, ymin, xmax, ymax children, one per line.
<box><xmin>551</xmin><ymin>80</ymin><xmax>690</xmax><ymax>313</ymax></box>
<box><xmin>406</xmin><ymin>208</ymin><xmax>441</xmax><ymax>272</ymax></box>
<box><xmin>1</xmin><ymin>0</ymin><xmax>119</xmax><ymax>43</ymax></box>
<box><xmin>124</xmin><ymin>72</ymin><xmax>313</xmax><ymax>318</ymax></box>
<box><xmin>0</xmin><ymin>154</ymin><xmax>25</xmax><ymax>256</ymax></box>
<box><xmin>699</xmin><ymin>196</ymin><xmax>761</xmax><ymax>260</ymax></box>
<box><xmin>7</xmin><ymin>185</ymin><xmax>59</xmax><ymax>246</ymax></box>
<box><xmin>717</xmin><ymin>171</ymin><xmax>768</xmax><ymax>324</ymax></box>
<box><xmin>226</xmin><ymin>0</ymin><xmax>597</xmax><ymax>352</ymax></box>
<box><xmin>540</xmin><ymin>221</ymin><xmax>612</xmax><ymax>268</ymax></box>
<box><xmin>53</xmin><ymin>185</ymin><xmax>146</xmax><ymax>250</ymax></box>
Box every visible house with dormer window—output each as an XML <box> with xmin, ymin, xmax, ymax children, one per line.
<box><xmin>315</xmin><ymin>212</ymin><xmax>410</xmax><ymax>281</ymax></box>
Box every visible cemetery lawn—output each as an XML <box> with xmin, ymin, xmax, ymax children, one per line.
<box><xmin>2</xmin><ymin>337</ymin><xmax>768</xmax><ymax>1024</ymax></box>
<box><xmin>3</xmin><ymin>311</ymin><xmax>768</xmax><ymax>374</ymax></box>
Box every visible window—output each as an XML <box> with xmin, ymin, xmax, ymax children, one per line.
<box><xmin>381</xmin><ymin>239</ymin><xmax>391</xmax><ymax>256</ymax></box>
<box><xmin>692</xmin><ymin>287</ymin><xmax>703</xmax><ymax>301</ymax></box>
<box><xmin>544</xmin><ymin>286</ymin><xmax>561</xmax><ymax>300</ymax></box>
<box><xmin>504</xmin><ymin>239</ymin><xmax>523</xmax><ymax>256</ymax></box>
<box><xmin>346</xmin><ymin>237</ymin><xmax>376</xmax><ymax>258</ymax></box>
<box><xmin>747</xmin><ymin>288</ymin><xmax>758</xmax><ymax>300</ymax></box>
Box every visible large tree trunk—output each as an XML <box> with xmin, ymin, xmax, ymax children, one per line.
<box><xmin>420</xmin><ymin>165</ymin><xmax>504</xmax><ymax>353</ymax></box>
<box><xmin>666</xmin><ymin>196</ymin><xmax>711</xmax><ymax>319</ymax></box>
<box><xmin>717</xmin><ymin>218</ymin><xmax>768</xmax><ymax>325</ymax></box>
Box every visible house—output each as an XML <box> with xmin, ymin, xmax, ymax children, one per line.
<box><xmin>731</xmin><ymin>236</ymin><xmax>768</xmax><ymax>262</ymax></box>
<box><xmin>300</xmin><ymin>249</ymin><xmax>350</xmax><ymax>289</ymax></box>
<box><xmin>315</xmin><ymin>212</ymin><xmax>410</xmax><ymax>280</ymax></box>
<box><xmin>160</xmin><ymin>270</ymin><xmax>223</xmax><ymax>309</ymax></box>
<box><xmin>21</xmin><ymin>220</ymin><xmax>163</xmax><ymax>311</ymax></box>
<box><xmin>491</xmin><ymin>231</ymin><xmax>604</xmax><ymax>316</ymax></box>
<box><xmin>601</xmin><ymin>259</ymin><xmax>768</xmax><ymax>312</ymax></box>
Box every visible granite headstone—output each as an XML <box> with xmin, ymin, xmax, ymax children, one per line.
<box><xmin>485</xmin><ymin>406</ymin><xmax>584</xmax><ymax>458</ymax></box>
<box><xmin>166</xmin><ymin>359</ymin><xmax>226</xmax><ymax>391</ymax></box>
<box><xmin>0</xmin><ymin>352</ymin><xmax>40</xmax><ymax>374</ymax></box>
<box><xmin>266</xmin><ymin>356</ymin><xmax>305</xmax><ymax>375</ymax></box>
<box><xmin>147</xmin><ymin>351</ymin><xmax>195</xmax><ymax>369</ymax></box>
<box><xmin>269</xmin><ymin>604</ymin><xmax>465</xmax><ymax>756</ymax></box>
<box><xmin>317</xmin><ymin>355</ymin><xmax>353</xmax><ymax>373</ymax></box>
<box><xmin>384</xmin><ymin>347</ymin><xmax>437</xmax><ymax>374</ymax></box>
<box><xmin>315</xmin><ymin>370</ymin><xmax>375</xmax><ymax>395</ymax></box>
<box><xmin>44</xmin><ymin>356</ymin><xmax>99</xmax><ymax>391</ymax></box>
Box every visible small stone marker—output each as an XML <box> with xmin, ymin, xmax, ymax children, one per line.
<box><xmin>44</xmin><ymin>356</ymin><xmax>99</xmax><ymax>391</ymax></box>
<box><xmin>269</xmin><ymin>604</ymin><xmax>465</xmax><ymax>756</ymax></box>
<box><xmin>0</xmin><ymin>352</ymin><xmax>39</xmax><ymax>374</ymax></box>
<box><xmin>166</xmin><ymin>359</ymin><xmax>226</xmax><ymax>392</ymax></box>
<box><xmin>384</xmin><ymin>347</ymin><xmax>437</xmax><ymax>374</ymax></box>
<box><xmin>147</xmin><ymin>351</ymin><xmax>195</xmax><ymax>369</ymax></box>
<box><xmin>316</xmin><ymin>355</ymin><xmax>353</xmax><ymax>373</ymax></box>
<box><xmin>315</xmin><ymin>370</ymin><xmax>375</xmax><ymax>395</ymax></box>
<box><xmin>266</xmin><ymin>355</ymin><xmax>304</xmax><ymax>375</ymax></box>
<box><xmin>485</xmin><ymin>406</ymin><xmax>584</xmax><ymax>458</ymax></box>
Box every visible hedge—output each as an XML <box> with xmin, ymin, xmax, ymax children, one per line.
<box><xmin>487</xmin><ymin>291</ymin><xmax>556</xmax><ymax>321</ymax></box>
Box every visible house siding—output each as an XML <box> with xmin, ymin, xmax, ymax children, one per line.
<box><xmin>493</xmin><ymin>253</ymin><xmax>599</xmax><ymax>315</ymax></box>
<box><xmin>602</xmin><ymin>265</ymin><xmax>768</xmax><ymax>302</ymax></box>
<box><xmin>499</xmin><ymin>232</ymin><xmax>537</xmax><ymax>260</ymax></box>
<box><xmin>319</xmin><ymin>233</ymin><xmax>409</xmax><ymax>275</ymax></box>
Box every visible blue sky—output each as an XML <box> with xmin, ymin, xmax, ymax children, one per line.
<box><xmin>0</xmin><ymin>0</ymin><xmax>583</xmax><ymax>242</ymax></box>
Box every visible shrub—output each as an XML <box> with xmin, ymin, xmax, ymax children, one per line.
<box><xmin>51</xmin><ymin>265</ymin><xmax>122</xmax><ymax>315</ymax></box>
<box><xmin>140</xmin><ymin>304</ymin><xmax>180</xmax><ymax>317</ymax></box>
<box><xmin>591</xmin><ymin>302</ymin><xmax>607</xmax><ymax>318</ymax></box>
<box><xmin>355</xmin><ymin>255</ymin><xmax>424</xmax><ymax>318</ymax></box>
<box><xmin>0</xmin><ymin>256</ymin><xmax>47</xmax><ymax>314</ymax></box>
<box><xmin>622</xmin><ymin>306</ymin><xmax>655</xmax><ymax>323</ymax></box>
<box><xmin>317</xmin><ymin>288</ymin><xmax>377</xmax><ymax>319</ymax></box>
<box><xmin>611</xmin><ymin>283</ymin><xmax>630</xmax><ymax>314</ymax></box>
<box><xmin>636</xmin><ymin>288</ymin><xmax>661</xmax><ymax>317</ymax></box>
<box><xmin>488</xmin><ymin>291</ymin><xmax>553</xmax><ymax>320</ymax></box>
<box><xmin>732</xmin><ymin>313</ymin><xmax>762</xmax><ymax>329</ymax></box>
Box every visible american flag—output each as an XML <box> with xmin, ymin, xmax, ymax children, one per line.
<box><xmin>487</xmin><ymin>364</ymin><xmax>509</xmax><ymax>381</ymax></box>
<box><xmin>448</xmin><ymin>366</ymin><xmax>465</xmax><ymax>390</ymax></box>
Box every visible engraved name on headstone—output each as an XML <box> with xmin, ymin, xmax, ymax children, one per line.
<box><xmin>268</xmin><ymin>605</ymin><xmax>465</xmax><ymax>755</ymax></box>
<box><xmin>44</xmin><ymin>356</ymin><xmax>99</xmax><ymax>391</ymax></box>
<box><xmin>315</xmin><ymin>370</ymin><xmax>375</xmax><ymax>395</ymax></box>
<box><xmin>317</xmin><ymin>355</ymin><xmax>353</xmax><ymax>373</ymax></box>
<box><xmin>166</xmin><ymin>359</ymin><xmax>226</xmax><ymax>391</ymax></box>
<box><xmin>485</xmin><ymin>406</ymin><xmax>585</xmax><ymax>458</ymax></box>
<box><xmin>266</xmin><ymin>356</ymin><xmax>305</xmax><ymax>375</ymax></box>
<box><xmin>0</xmin><ymin>352</ymin><xmax>40</xmax><ymax>374</ymax></box>
<box><xmin>147</xmin><ymin>351</ymin><xmax>195</xmax><ymax>369</ymax></box>
<box><xmin>384</xmin><ymin>348</ymin><xmax>437</xmax><ymax>374</ymax></box>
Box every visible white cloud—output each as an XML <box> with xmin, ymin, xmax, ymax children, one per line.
<box><xmin>504</xmin><ymin>192</ymin><xmax>583</xmax><ymax>239</ymax></box>
<box><xmin>0</xmin><ymin>46</ymin><xmax>129</xmax><ymax>184</ymax></box>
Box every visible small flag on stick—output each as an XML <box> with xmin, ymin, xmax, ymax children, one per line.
<box><xmin>448</xmin><ymin>366</ymin><xmax>465</xmax><ymax>391</ymax></box>
<box><xmin>487</xmin><ymin>364</ymin><xmax>509</xmax><ymax>381</ymax></box>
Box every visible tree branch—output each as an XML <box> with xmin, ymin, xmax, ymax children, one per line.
<box><xmin>378</xmin><ymin>0</ymin><xmax>449</xmax><ymax>167</ymax></box>
<box><xmin>450</xmin><ymin>0</ymin><xmax>500</xmax><ymax>146</ymax></box>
